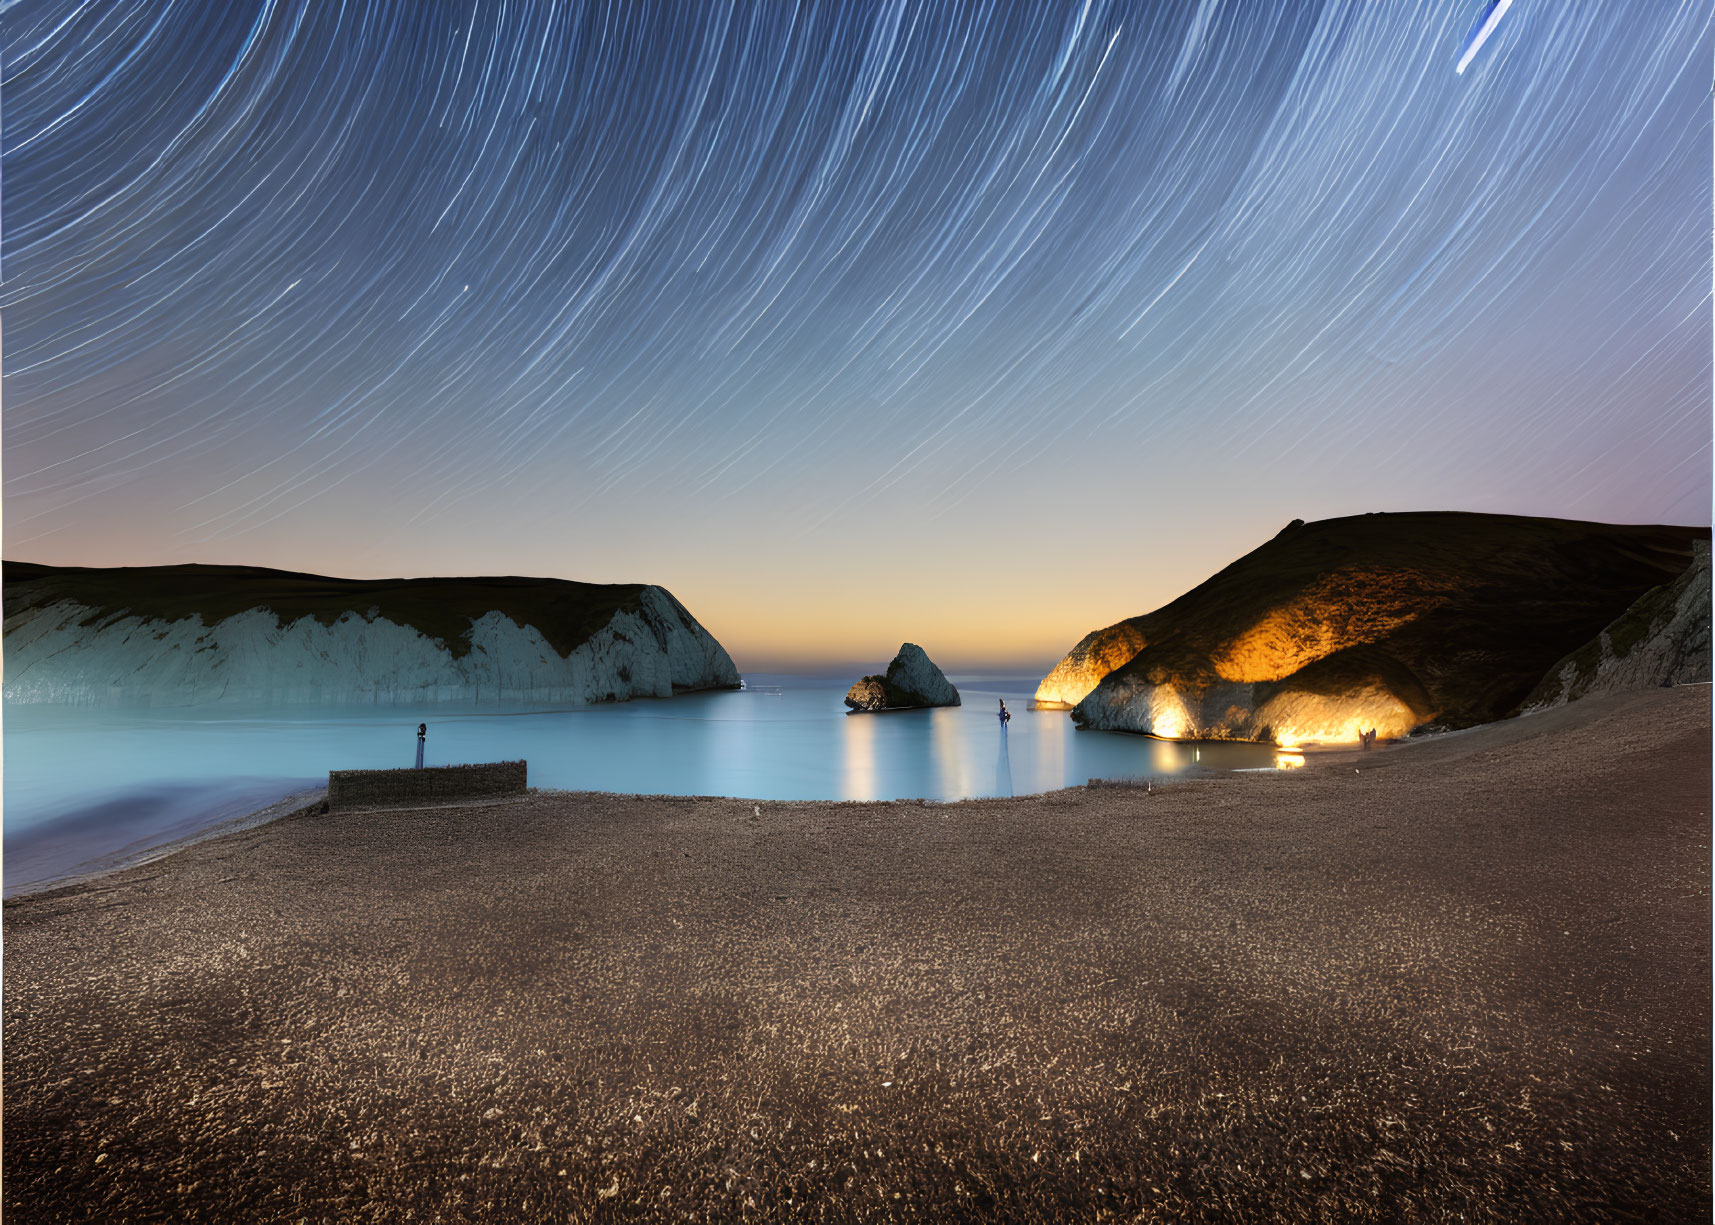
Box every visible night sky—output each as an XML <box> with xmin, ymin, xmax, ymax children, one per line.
<box><xmin>3</xmin><ymin>1</ymin><xmax>1709</xmax><ymax>669</ymax></box>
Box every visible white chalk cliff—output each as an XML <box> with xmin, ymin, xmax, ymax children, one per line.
<box><xmin>3</xmin><ymin>564</ymin><xmax>739</xmax><ymax>707</ymax></box>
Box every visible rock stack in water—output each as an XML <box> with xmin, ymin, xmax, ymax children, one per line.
<box><xmin>844</xmin><ymin>644</ymin><xmax>961</xmax><ymax>711</ymax></box>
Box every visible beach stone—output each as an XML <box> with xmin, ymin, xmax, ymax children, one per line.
<box><xmin>1</xmin><ymin>686</ymin><xmax>1706</xmax><ymax>1222</ymax></box>
<box><xmin>844</xmin><ymin>677</ymin><xmax>890</xmax><ymax>711</ymax></box>
<box><xmin>844</xmin><ymin>644</ymin><xmax>960</xmax><ymax>711</ymax></box>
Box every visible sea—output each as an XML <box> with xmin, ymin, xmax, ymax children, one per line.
<box><xmin>3</xmin><ymin>674</ymin><xmax>1295</xmax><ymax>896</ymax></box>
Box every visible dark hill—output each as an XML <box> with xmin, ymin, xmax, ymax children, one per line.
<box><xmin>1036</xmin><ymin>512</ymin><xmax>1707</xmax><ymax>741</ymax></box>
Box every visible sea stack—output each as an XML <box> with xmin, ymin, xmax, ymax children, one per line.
<box><xmin>844</xmin><ymin>643</ymin><xmax>961</xmax><ymax>711</ymax></box>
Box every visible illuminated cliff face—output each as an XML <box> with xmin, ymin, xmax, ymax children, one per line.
<box><xmin>1067</xmin><ymin>672</ymin><xmax>1421</xmax><ymax>744</ymax></box>
<box><xmin>1034</xmin><ymin>564</ymin><xmax>1451</xmax><ymax>716</ymax></box>
<box><xmin>1250</xmin><ymin>683</ymin><xmax>1424</xmax><ymax>745</ymax></box>
<box><xmin>1065</xmin><ymin>679</ymin><xmax>1205</xmax><ymax>738</ymax></box>
<box><xmin>1208</xmin><ymin>569</ymin><xmax>1455</xmax><ymax>683</ymax></box>
<box><xmin>1042</xmin><ymin>569</ymin><xmax>1445</xmax><ymax>742</ymax></box>
<box><xmin>1045</xmin><ymin>513</ymin><xmax>1707</xmax><ymax>744</ymax></box>
<box><xmin>1032</xmin><ymin>621</ymin><xmax>1148</xmax><ymax>708</ymax></box>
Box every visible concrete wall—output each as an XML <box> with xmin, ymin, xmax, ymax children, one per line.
<box><xmin>328</xmin><ymin>760</ymin><xmax>527</xmax><ymax>810</ymax></box>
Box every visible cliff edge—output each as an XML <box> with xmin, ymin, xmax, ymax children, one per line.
<box><xmin>1520</xmin><ymin>539</ymin><xmax>1710</xmax><ymax>710</ymax></box>
<box><xmin>2</xmin><ymin>563</ymin><xmax>740</xmax><ymax>706</ymax></box>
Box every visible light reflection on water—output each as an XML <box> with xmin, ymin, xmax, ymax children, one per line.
<box><xmin>4</xmin><ymin>674</ymin><xmax>1287</xmax><ymax>894</ymax></box>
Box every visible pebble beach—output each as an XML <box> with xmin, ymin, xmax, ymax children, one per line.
<box><xmin>3</xmin><ymin>686</ymin><xmax>1708</xmax><ymax>1222</ymax></box>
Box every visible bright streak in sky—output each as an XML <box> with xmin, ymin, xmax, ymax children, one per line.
<box><xmin>1457</xmin><ymin>0</ymin><xmax>1514</xmax><ymax>74</ymax></box>
<box><xmin>2</xmin><ymin>0</ymin><xmax>1707</xmax><ymax>668</ymax></box>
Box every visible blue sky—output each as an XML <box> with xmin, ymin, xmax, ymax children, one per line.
<box><xmin>3</xmin><ymin>0</ymin><xmax>1708</xmax><ymax>668</ymax></box>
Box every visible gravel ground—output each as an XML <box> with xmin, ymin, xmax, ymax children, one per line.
<box><xmin>4</xmin><ymin>686</ymin><xmax>1708</xmax><ymax>1223</ymax></box>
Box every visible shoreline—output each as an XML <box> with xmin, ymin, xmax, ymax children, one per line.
<box><xmin>11</xmin><ymin>682</ymin><xmax>1705</xmax><ymax>903</ymax></box>
<box><xmin>2</xmin><ymin>785</ymin><xmax>331</xmax><ymax>902</ymax></box>
<box><xmin>5</xmin><ymin>685</ymin><xmax>1708</xmax><ymax>1221</ymax></box>
<box><xmin>10</xmin><ymin>684</ymin><xmax>1701</xmax><ymax>902</ymax></box>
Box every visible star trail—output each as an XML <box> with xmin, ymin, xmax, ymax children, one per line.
<box><xmin>2</xmin><ymin>1</ymin><xmax>1709</xmax><ymax>667</ymax></box>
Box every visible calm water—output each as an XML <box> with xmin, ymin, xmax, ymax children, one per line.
<box><xmin>4</xmin><ymin>674</ymin><xmax>1290</xmax><ymax>895</ymax></box>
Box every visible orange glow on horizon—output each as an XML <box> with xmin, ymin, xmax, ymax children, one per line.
<box><xmin>9</xmin><ymin>501</ymin><xmax>1234</xmax><ymax>679</ymax></box>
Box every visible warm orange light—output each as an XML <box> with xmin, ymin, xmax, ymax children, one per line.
<box><xmin>1033</xmin><ymin>621</ymin><xmax>1150</xmax><ymax>708</ymax></box>
<box><xmin>1145</xmin><ymin>689</ymin><xmax>1197</xmax><ymax>740</ymax></box>
<box><xmin>1267</xmin><ymin>718</ymin><xmax>1389</xmax><ymax>746</ymax></box>
<box><xmin>1151</xmin><ymin>711</ymin><xmax>1186</xmax><ymax>739</ymax></box>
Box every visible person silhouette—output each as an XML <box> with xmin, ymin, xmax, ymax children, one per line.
<box><xmin>998</xmin><ymin>698</ymin><xmax>1011</xmax><ymax>727</ymax></box>
<box><xmin>416</xmin><ymin>722</ymin><xmax>427</xmax><ymax>769</ymax></box>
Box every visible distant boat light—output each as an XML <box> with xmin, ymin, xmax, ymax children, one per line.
<box><xmin>1456</xmin><ymin>0</ymin><xmax>1512</xmax><ymax>75</ymax></box>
